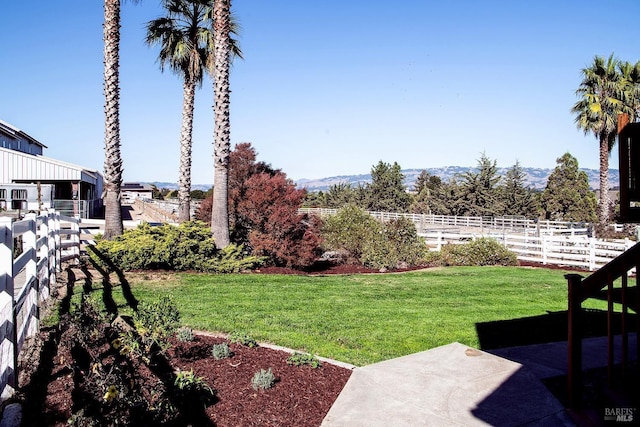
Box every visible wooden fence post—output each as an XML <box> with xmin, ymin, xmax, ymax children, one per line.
<box><xmin>53</xmin><ymin>211</ymin><xmax>61</xmax><ymax>273</ymax></box>
<box><xmin>46</xmin><ymin>210</ymin><xmax>57</xmax><ymax>284</ymax></box>
<box><xmin>23</xmin><ymin>214</ymin><xmax>37</xmax><ymax>286</ymax></box>
<box><xmin>71</xmin><ymin>216</ymin><xmax>80</xmax><ymax>264</ymax></box>
<box><xmin>39</xmin><ymin>213</ymin><xmax>50</xmax><ymax>301</ymax></box>
<box><xmin>588</xmin><ymin>238</ymin><xmax>596</xmax><ymax>271</ymax></box>
<box><xmin>0</xmin><ymin>217</ymin><xmax>15</xmax><ymax>399</ymax></box>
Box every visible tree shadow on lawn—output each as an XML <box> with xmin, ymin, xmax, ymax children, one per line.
<box><xmin>476</xmin><ymin>309</ymin><xmax>637</xmax><ymax>350</ymax></box>
<box><xmin>86</xmin><ymin>245</ymin><xmax>138</xmax><ymax>313</ymax></box>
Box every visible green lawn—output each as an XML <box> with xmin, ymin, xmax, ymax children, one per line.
<box><xmin>96</xmin><ymin>266</ymin><xmax>602</xmax><ymax>366</ymax></box>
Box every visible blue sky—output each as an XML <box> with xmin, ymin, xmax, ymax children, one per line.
<box><xmin>1</xmin><ymin>1</ymin><xmax>639</xmax><ymax>185</ymax></box>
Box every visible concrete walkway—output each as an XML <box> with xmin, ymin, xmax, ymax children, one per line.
<box><xmin>322</xmin><ymin>336</ymin><xmax>637</xmax><ymax>426</ymax></box>
<box><xmin>322</xmin><ymin>342</ymin><xmax>572</xmax><ymax>426</ymax></box>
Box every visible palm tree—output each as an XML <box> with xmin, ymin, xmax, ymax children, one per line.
<box><xmin>146</xmin><ymin>0</ymin><xmax>241</xmax><ymax>223</ymax></box>
<box><xmin>618</xmin><ymin>60</ymin><xmax>640</xmax><ymax>121</ymax></box>
<box><xmin>572</xmin><ymin>54</ymin><xmax>631</xmax><ymax>226</ymax></box>
<box><xmin>211</xmin><ymin>0</ymin><xmax>232</xmax><ymax>247</ymax></box>
<box><xmin>103</xmin><ymin>0</ymin><xmax>128</xmax><ymax>239</ymax></box>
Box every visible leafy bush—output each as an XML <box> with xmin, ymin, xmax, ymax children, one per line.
<box><xmin>251</xmin><ymin>368</ymin><xmax>276</xmax><ymax>390</ymax></box>
<box><xmin>62</xmin><ymin>296</ymin><xmax>175</xmax><ymax>425</ymax></box>
<box><xmin>196</xmin><ymin>143</ymin><xmax>324</xmax><ymax>269</ymax></box>
<box><xmin>287</xmin><ymin>352</ymin><xmax>321</xmax><ymax>368</ymax></box>
<box><xmin>321</xmin><ymin>205</ymin><xmax>381</xmax><ymax>262</ymax></box>
<box><xmin>361</xmin><ymin>217</ymin><xmax>427</xmax><ymax>270</ymax></box>
<box><xmin>212</xmin><ymin>342</ymin><xmax>233</xmax><ymax>360</ymax></box>
<box><xmin>242</xmin><ymin>173</ymin><xmax>324</xmax><ymax>268</ymax></box>
<box><xmin>322</xmin><ymin>207</ymin><xmax>427</xmax><ymax>269</ymax></box>
<box><xmin>133</xmin><ymin>296</ymin><xmax>181</xmax><ymax>355</ymax></box>
<box><xmin>89</xmin><ymin>221</ymin><xmax>263</xmax><ymax>272</ymax></box>
<box><xmin>439</xmin><ymin>237</ymin><xmax>518</xmax><ymax>266</ymax></box>
<box><xmin>228</xmin><ymin>332</ymin><xmax>258</xmax><ymax>348</ymax></box>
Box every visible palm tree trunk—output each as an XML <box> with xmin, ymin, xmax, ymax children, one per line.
<box><xmin>103</xmin><ymin>0</ymin><xmax>124</xmax><ymax>240</ymax></box>
<box><xmin>211</xmin><ymin>0</ymin><xmax>231</xmax><ymax>248</ymax></box>
<box><xmin>599</xmin><ymin>134</ymin><xmax>611</xmax><ymax>226</ymax></box>
<box><xmin>178</xmin><ymin>79</ymin><xmax>196</xmax><ymax>223</ymax></box>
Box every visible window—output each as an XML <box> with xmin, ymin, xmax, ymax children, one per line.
<box><xmin>11</xmin><ymin>189</ymin><xmax>27</xmax><ymax>200</ymax></box>
<box><xmin>0</xmin><ymin>189</ymin><xmax>5</xmax><ymax>199</ymax></box>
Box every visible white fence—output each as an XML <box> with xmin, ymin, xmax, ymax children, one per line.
<box><xmin>422</xmin><ymin>230</ymin><xmax>634</xmax><ymax>272</ymax></box>
<box><xmin>299</xmin><ymin>208</ymin><xmax>634</xmax><ymax>271</ymax></box>
<box><xmin>0</xmin><ymin>211</ymin><xmax>80</xmax><ymax>400</ymax></box>
<box><xmin>299</xmin><ymin>208</ymin><xmax>591</xmax><ymax>237</ymax></box>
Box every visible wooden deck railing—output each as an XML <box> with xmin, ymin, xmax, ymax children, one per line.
<box><xmin>565</xmin><ymin>242</ymin><xmax>640</xmax><ymax>408</ymax></box>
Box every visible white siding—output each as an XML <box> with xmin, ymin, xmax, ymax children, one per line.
<box><xmin>1</xmin><ymin>147</ymin><xmax>92</xmax><ymax>182</ymax></box>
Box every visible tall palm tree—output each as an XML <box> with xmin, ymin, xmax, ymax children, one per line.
<box><xmin>103</xmin><ymin>0</ymin><xmax>129</xmax><ymax>239</ymax></box>
<box><xmin>146</xmin><ymin>0</ymin><xmax>241</xmax><ymax>223</ymax></box>
<box><xmin>572</xmin><ymin>54</ymin><xmax>631</xmax><ymax>226</ymax></box>
<box><xmin>618</xmin><ymin>60</ymin><xmax>640</xmax><ymax>122</ymax></box>
<box><xmin>211</xmin><ymin>0</ymin><xmax>232</xmax><ymax>247</ymax></box>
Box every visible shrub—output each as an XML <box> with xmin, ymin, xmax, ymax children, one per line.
<box><xmin>321</xmin><ymin>205</ymin><xmax>381</xmax><ymax>262</ymax></box>
<box><xmin>228</xmin><ymin>332</ymin><xmax>258</xmax><ymax>348</ymax></box>
<box><xmin>89</xmin><ymin>221</ymin><xmax>263</xmax><ymax>272</ymax></box>
<box><xmin>212</xmin><ymin>342</ymin><xmax>232</xmax><ymax>360</ymax></box>
<box><xmin>439</xmin><ymin>237</ymin><xmax>518</xmax><ymax>266</ymax></box>
<box><xmin>176</xmin><ymin>327</ymin><xmax>194</xmax><ymax>342</ymax></box>
<box><xmin>361</xmin><ymin>217</ymin><xmax>427</xmax><ymax>270</ymax></box>
<box><xmin>251</xmin><ymin>368</ymin><xmax>276</xmax><ymax>390</ymax></box>
<box><xmin>196</xmin><ymin>143</ymin><xmax>324</xmax><ymax>269</ymax></box>
<box><xmin>133</xmin><ymin>296</ymin><xmax>181</xmax><ymax>355</ymax></box>
<box><xmin>287</xmin><ymin>352</ymin><xmax>321</xmax><ymax>368</ymax></box>
<box><xmin>323</xmin><ymin>207</ymin><xmax>427</xmax><ymax>269</ymax></box>
<box><xmin>62</xmin><ymin>295</ymin><xmax>175</xmax><ymax>425</ymax></box>
<box><xmin>242</xmin><ymin>173</ymin><xmax>324</xmax><ymax>268</ymax></box>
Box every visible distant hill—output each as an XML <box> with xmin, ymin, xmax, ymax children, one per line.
<box><xmin>146</xmin><ymin>182</ymin><xmax>213</xmax><ymax>192</ymax></box>
<box><xmin>143</xmin><ymin>167</ymin><xmax>619</xmax><ymax>193</ymax></box>
<box><xmin>295</xmin><ymin>167</ymin><xmax>620</xmax><ymax>192</ymax></box>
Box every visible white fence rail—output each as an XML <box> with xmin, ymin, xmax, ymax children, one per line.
<box><xmin>299</xmin><ymin>208</ymin><xmax>591</xmax><ymax>237</ymax></box>
<box><xmin>0</xmin><ymin>211</ymin><xmax>80</xmax><ymax>400</ymax></box>
<box><xmin>299</xmin><ymin>208</ymin><xmax>633</xmax><ymax>271</ymax></box>
<box><xmin>421</xmin><ymin>230</ymin><xmax>634</xmax><ymax>272</ymax></box>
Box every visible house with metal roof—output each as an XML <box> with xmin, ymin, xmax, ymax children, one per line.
<box><xmin>0</xmin><ymin>119</ymin><xmax>103</xmax><ymax>218</ymax></box>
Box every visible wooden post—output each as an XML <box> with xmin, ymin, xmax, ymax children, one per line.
<box><xmin>618</xmin><ymin>113</ymin><xmax>630</xmax><ymax>134</ymax></box>
<box><xmin>0</xmin><ymin>217</ymin><xmax>16</xmax><ymax>399</ymax></box>
<box><xmin>566</xmin><ymin>273</ymin><xmax>584</xmax><ymax>408</ymax></box>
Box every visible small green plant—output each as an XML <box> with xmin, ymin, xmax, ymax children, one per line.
<box><xmin>173</xmin><ymin>369</ymin><xmax>215</xmax><ymax>407</ymax></box>
<box><xmin>176</xmin><ymin>327</ymin><xmax>194</xmax><ymax>342</ymax></box>
<box><xmin>287</xmin><ymin>352</ymin><xmax>322</xmax><ymax>368</ymax></box>
<box><xmin>212</xmin><ymin>342</ymin><xmax>232</xmax><ymax>360</ymax></box>
<box><xmin>133</xmin><ymin>296</ymin><xmax>181</xmax><ymax>354</ymax></box>
<box><xmin>251</xmin><ymin>368</ymin><xmax>276</xmax><ymax>391</ymax></box>
<box><xmin>229</xmin><ymin>332</ymin><xmax>258</xmax><ymax>348</ymax></box>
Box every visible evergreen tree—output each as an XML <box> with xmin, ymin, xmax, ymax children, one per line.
<box><xmin>540</xmin><ymin>153</ymin><xmax>597</xmax><ymax>222</ymax></box>
<box><xmin>326</xmin><ymin>183</ymin><xmax>356</xmax><ymax>208</ymax></box>
<box><xmin>365</xmin><ymin>161</ymin><xmax>412</xmax><ymax>212</ymax></box>
<box><xmin>499</xmin><ymin>161</ymin><xmax>539</xmax><ymax>217</ymax></box>
<box><xmin>411</xmin><ymin>170</ymin><xmax>443</xmax><ymax>214</ymax></box>
<box><xmin>457</xmin><ymin>153</ymin><xmax>503</xmax><ymax>216</ymax></box>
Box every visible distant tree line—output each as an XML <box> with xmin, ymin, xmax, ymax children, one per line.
<box><xmin>304</xmin><ymin>152</ymin><xmax>598</xmax><ymax>223</ymax></box>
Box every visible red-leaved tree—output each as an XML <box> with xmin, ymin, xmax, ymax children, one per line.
<box><xmin>195</xmin><ymin>143</ymin><xmax>323</xmax><ymax>268</ymax></box>
<box><xmin>240</xmin><ymin>172</ymin><xmax>322</xmax><ymax>267</ymax></box>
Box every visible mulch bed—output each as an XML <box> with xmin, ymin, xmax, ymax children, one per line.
<box><xmin>17</xmin><ymin>327</ymin><xmax>352</xmax><ymax>426</ymax></box>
